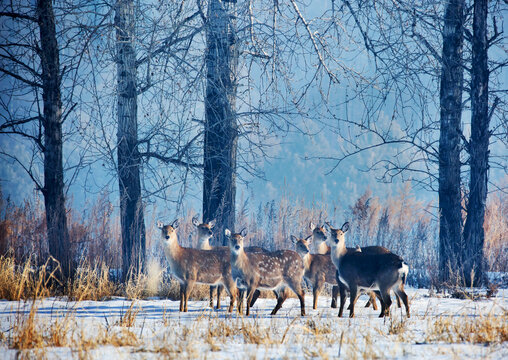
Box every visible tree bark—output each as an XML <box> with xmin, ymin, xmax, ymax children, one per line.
<box><xmin>438</xmin><ymin>0</ymin><xmax>465</xmax><ymax>285</ymax></box>
<box><xmin>37</xmin><ymin>0</ymin><xmax>71</xmax><ymax>279</ymax></box>
<box><xmin>462</xmin><ymin>0</ymin><xmax>489</xmax><ymax>286</ymax></box>
<box><xmin>203</xmin><ymin>0</ymin><xmax>238</xmax><ymax>246</ymax></box>
<box><xmin>115</xmin><ymin>0</ymin><xmax>146</xmax><ymax>280</ymax></box>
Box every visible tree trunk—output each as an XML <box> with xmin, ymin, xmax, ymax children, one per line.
<box><xmin>115</xmin><ymin>0</ymin><xmax>146</xmax><ymax>280</ymax></box>
<box><xmin>203</xmin><ymin>0</ymin><xmax>238</xmax><ymax>246</ymax></box>
<box><xmin>462</xmin><ymin>0</ymin><xmax>489</xmax><ymax>287</ymax></box>
<box><xmin>37</xmin><ymin>0</ymin><xmax>71</xmax><ymax>279</ymax></box>
<box><xmin>438</xmin><ymin>0</ymin><xmax>465</xmax><ymax>285</ymax></box>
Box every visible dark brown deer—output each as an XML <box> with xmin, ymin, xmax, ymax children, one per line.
<box><xmin>328</xmin><ymin>221</ymin><xmax>410</xmax><ymax>318</ymax></box>
<box><xmin>226</xmin><ymin>228</ymin><xmax>306</xmax><ymax>316</ymax></box>
<box><xmin>311</xmin><ymin>222</ymin><xmax>381</xmax><ymax>311</ymax></box>
<box><xmin>158</xmin><ymin>219</ymin><xmax>237</xmax><ymax>312</ymax></box>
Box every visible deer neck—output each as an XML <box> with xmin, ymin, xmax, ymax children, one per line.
<box><xmin>302</xmin><ymin>253</ymin><xmax>313</xmax><ymax>271</ymax></box>
<box><xmin>316</xmin><ymin>241</ymin><xmax>330</xmax><ymax>255</ymax></box>
<box><xmin>197</xmin><ymin>237</ymin><xmax>212</xmax><ymax>250</ymax></box>
<box><xmin>230</xmin><ymin>248</ymin><xmax>248</xmax><ymax>269</ymax></box>
<box><xmin>162</xmin><ymin>234</ymin><xmax>183</xmax><ymax>262</ymax></box>
<box><xmin>330</xmin><ymin>238</ymin><xmax>347</xmax><ymax>266</ymax></box>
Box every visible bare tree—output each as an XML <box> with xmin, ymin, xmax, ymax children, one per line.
<box><xmin>0</xmin><ymin>0</ymin><xmax>76</xmax><ymax>278</ymax></box>
<box><xmin>115</xmin><ymin>0</ymin><xmax>146</xmax><ymax>280</ymax></box>
<box><xmin>203</xmin><ymin>0</ymin><xmax>239</xmax><ymax>245</ymax></box>
<box><xmin>462</xmin><ymin>0</ymin><xmax>501</xmax><ymax>286</ymax></box>
<box><xmin>79</xmin><ymin>0</ymin><xmax>205</xmax><ymax>275</ymax></box>
<box><xmin>438</xmin><ymin>0</ymin><xmax>466</xmax><ymax>285</ymax></box>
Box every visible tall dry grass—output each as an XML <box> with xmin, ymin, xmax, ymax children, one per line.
<box><xmin>0</xmin><ymin>255</ymin><xmax>60</xmax><ymax>300</ymax></box>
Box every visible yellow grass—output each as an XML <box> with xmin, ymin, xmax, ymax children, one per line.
<box><xmin>426</xmin><ymin>313</ymin><xmax>508</xmax><ymax>344</ymax></box>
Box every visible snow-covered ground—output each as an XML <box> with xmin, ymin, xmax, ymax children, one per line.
<box><xmin>0</xmin><ymin>288</ymin><xmax>506</xmax><ymax>359</ymax></box>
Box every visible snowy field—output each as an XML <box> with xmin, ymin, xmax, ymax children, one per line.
<box><xmin>0</xmin><ymin>288</ymin><xmax>506</xmax><ymax>359</ymax></box>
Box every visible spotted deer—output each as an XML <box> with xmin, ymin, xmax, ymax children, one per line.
<box><xmin>192</xmin><ymin>215</ymin><xmax>224</xmax><ymax>309</ymax></box>
<box><xmin>157</xmin><ymin>219</ymin><xmax>237</xmax><ymax>312</ymax></box>
<box><xmin>226</xmin><ymin>228</ymin><xmax>306</xmax><ymax>316</ymax></box>
<box><xmin>328</xmin><ymin>221</ymin><xmax>410</xmax><ymax>318</ymax></box>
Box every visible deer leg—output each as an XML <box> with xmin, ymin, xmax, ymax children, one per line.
<box><xmin>209</xmin><ymin>286</ymin><xmax>215</xmax><ymax>308</ymax></box>
<box><xmin>222</xmin><ymin>279</ymin><xmax>237</xmax><ymax>313</ymax></box>
<box><xmin>287</xmin><ymin>280</ymin><xmax>306</xmax><ymax>316</ymax></box>
<box><xmin>246</xmin><ymin>287</ymin><xmax>256</xmax><ymax>316</ymax></box>
<box><xmin>379</xmin><ymin>289</ymin><xmax>392</xmax><ymax>318</ymax></box>
<box><xmin>337</xmin><ymin>280</ymin><xmax>347</xmax><ymax>318</ymax></box>
<box><xmin>395</xmin><ymin>293</ymin><xmax>402</xmax><ymax>308</ymax></box>
<box><xmin>394</xmin><ymin>287</ymin><xmax>410</xmax><ymax>318</ymax></box>
<box><xmin>179</xmin><ymin>283</ymin><xmax>186</xmax><ymax>312</ymax></box>
<box><xmin>249</xmin><ymin>289</ymin><xmax>261</xmax><ymax>307</ymax></box>
<box><xmin>364</xmin><ymin>298</ymin><xmax>372</xmax><ymax>308</ymax></box>
<box><xmin>331</xmin><ymin>285</ymin><xmax>339</xmax><ymax>308</ymax></box>
<box><xmin>184</xmin><ymin>281</ymin><xmax>195</xmax><ymax>312</ymax></box>
<box><xmin>216</xmin><ymin>285</ymin><xmax>223</xmax><ymax>309</ymax></box>
<box><xmin>348</xmin><ymin>284</ymin><xmax>358</xmax><ymax>318</ymax></box>
<box><xmin>237</xmin><ymin>289</ymin><xmax>245</xmax><ymax>313</ymax></box>
<box><xmin>373</xmin><ymin>290</ymin><xmax>386</xmax><ymax>316</ymax></box>
<box><xmin>271</xmin><ymin>288</ymin><xmax>287</xmax><ymax>315</ymax></box>
<box><xmin>313</xmin><ymin>279</ymin><xmax>325</xmax><ymax>310</ymax></box>
<box><xmin>368</xmin><ymin>292</ymin><xmax>378</xmax><ymax>310</ymax></box>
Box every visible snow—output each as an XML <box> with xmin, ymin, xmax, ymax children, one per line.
<box><xmin>0</xmin><ymin>288</ymin><xmax>506</xmax><ymax>359</ymax></box>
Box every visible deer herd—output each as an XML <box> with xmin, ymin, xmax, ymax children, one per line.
<box><xmin>157</xmin><ymin>216</ymin><xmax>410</xmax><ymax>318</ymax></box>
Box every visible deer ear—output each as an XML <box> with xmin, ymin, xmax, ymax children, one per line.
<box><xmin>305</xmin><ymin>234</ymin><xmax>313</xmax><ymax>244</ymax></box>
<box><xmin>240</xmin><ymin>228</ymin><xmax>247</xmax><ymax>237</ymax></box>
<box><xmin>171</xmin><ymin>219</ymin><xmax>180</xmax><ymax>229</ymax></box>
<box><xmin>341</xmin><ymin>222</ymin><xmax>350</xmax><ymax>233</ymax></box>
<box><xmin>208</xmin><ymin>219</ymin><xmax>216</xmax><ymax>229</ymax></box>
<box><xmin>157</xmin><ymin>220</ymin><xmax>164</xmax><ymax>229</ymax></box>
<box><xmin>309</xmin><ymin>222</ymin><xmax>316</xmax><ymax>231</ymax></box>
<box><xmin>224</xmin><ymin>229</ymin><xmax>231</xmax><ymax>237</ymax></box>
<box><xmin>192</xmin><ymin>216</ymin><xmax>200</xmax><ymax>227</ymax></box>
<box><xmin>290</xmin><ymin>235</ymin><xmax>298</xmax><ymax>244</ymax></box>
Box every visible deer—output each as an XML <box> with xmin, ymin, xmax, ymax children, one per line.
<box><xmin>225</xmin><ymin>228</ymin><xmax>306</xmax><ymax>316</ymax></box>
<box><xmin>311</xmin><ymin>221</ymin><xmax>401</xmax><ymax>312</ymax></box>
<box><xmin>192</xmin><ymin>215</ymin><xmax>223</xmax><ymax>309</ymax></box>
<box><xmin>157</xmin><ymin>219</ymin><xmax>237</xmax><ymax>312</ymax></box>
<box><xmin>291</xmin><ymin>235</ymin><xmax>340</xmax><ymax>310</ymax></box>
<box><xmin>309</xmin><ymin>222</ymin><xmax>379</xmax><ymax>309</ymax></box>
<box><xmin>327</xmin><ymin>221</ymin><xmax>410</xmax><ymax>318</ymax></box>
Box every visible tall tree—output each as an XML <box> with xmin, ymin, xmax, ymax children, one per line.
<box><xmin>203</xmin><ymin>0</ymin><xmax>239</xmax><ymax>245</ymax></box>
<box><xmin>0</xmin><ymin>0</ymin><xmax>74</xmax><ymax>278</ymax></box>
<box><xmin>462</xmin><ymin>0</ymin><xmax>490</xmax><ymax>286</ymax></box>
<box><xmin>438</xmin><ymin>0</ymin><xmax>466</xmax><ymax>284</ymax></box>
<box><xmin>115</xmin><ymin>0</ymin><xmax>145</xmax><ymax>280</ymax></box>
<box><xmin>37</xmin><ymin>0</ymin><xmax>72</xmax><ymax>278</ymax></box>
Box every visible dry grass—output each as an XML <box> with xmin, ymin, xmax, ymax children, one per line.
<box><xmin>0</xmin><ymin>255</ymin><xmax>60</xmax><ymax>301</ymax></box>
<box><xmin>67</xmin><ymin>260</ymin><xmax>118</xmax><ymax>301</ymax></box>
<box><xmin>426</xmin><ymin>313</ymin><xmax>508</xmax><ymax>344</ymax></box>
<box><xmin>116</xmin><ymin>302</ymin><xmax>140</xmax><ymax>328</ymax></box>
